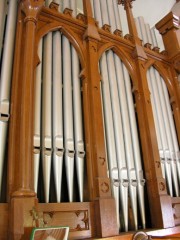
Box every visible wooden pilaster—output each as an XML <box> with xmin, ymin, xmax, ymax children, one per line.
<box><xmin>8</xmin><ymin>1</ymin><xmax>44</xmax><ymax>239</ymax></box>
<box><xmin>82</xmin><ymin>0</ymin><xmax>118</xmax><ymax>237</ymax></box>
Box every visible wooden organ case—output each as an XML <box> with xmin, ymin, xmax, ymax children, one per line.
<box><xmin>0</xmin><ymin>0</ymin><xmax>180</xmax><ymax>239</ymax></box>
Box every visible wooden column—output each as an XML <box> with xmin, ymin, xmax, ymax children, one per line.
<box><xmin>118</xmin><ymin>0</ymin><xmax>175</xmax><ymax>229</ymax></box>
<box><xmin>156</xmin><ymin>12</ymin><xmax>180</xmax><ymax>143</ymax></box>
<box><xmin>82</xmin><ymin>0</ymin><xmax>118</xmax><ymax>237</ymax></box>
<box><xmin>8</xmin><ymin>1</ymin><xmax>44</xmax><ymax>239</ymax></box>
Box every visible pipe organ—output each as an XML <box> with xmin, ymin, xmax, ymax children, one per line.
<box><xmin>0</xmin><ymin>0</ymin><xmax>180</xmax><ymax>239</ymax></box>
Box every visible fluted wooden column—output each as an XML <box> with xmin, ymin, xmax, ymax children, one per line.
<box><xmin>8</xmin><ymin>1</ymin><xmax>44</xmax><ymax>239</ymax></box>
<box><xmin>82</xmin><ymin>0</ymin><xmax>118</xmax><ymax>237</ymax></box>
<box><xmin>118</xmin><ymin>0</ymin><xmax>175</xmax><ymax>229</ymax></box>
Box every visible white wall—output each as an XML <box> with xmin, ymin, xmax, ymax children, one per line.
<box><xmin>133</xmin><ymin>0</ymin><xmax>176</xmax><ymax>27</ymax></box>
<box><xmin>119</xmin><ymin>0</ymin><xmax>175</xmax><ymax>34</ymax></box>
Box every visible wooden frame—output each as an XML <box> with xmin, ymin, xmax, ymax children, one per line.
<box><xmin>1</xmin><ymin>0</ymin><xmax>180</xmax><ymax>239</ymax></box>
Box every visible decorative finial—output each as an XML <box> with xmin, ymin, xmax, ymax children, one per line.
<box><xmin>117</xmin><ymin>0</ymin><xmax>135</xmax><ymax>8</ymax></box>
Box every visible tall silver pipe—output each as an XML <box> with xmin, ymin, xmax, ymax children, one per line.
<box><xmin>0</xmin><ymin>0</ymin><xmax>17</xmax><ymax>118</ymax></box>
<box><xmin>112</xmin><ymin>0</ymin><xmax>122</xmax><ymax>30</ymax></box>
<box><xmin>0</xmin><ymin>0</ymin><xmax>7</xmax><ymax>60</ymax></box>
<box><xmin>93</xmin><ymin>0</ymin><xmax>103</xmax><ymax>27</ymax></box>
<box><xmin>138</xmin><ymin>17</ymin><xmax>148</xmax><ymax>45</ymax></box>
<box><xmin>71</xmin><ymin>46</ymin><xmax>85</xmax><ymax>202</ymax></box>
<box><xmin>63</xmin><ymin>0</ymin><xmax>70</xmax><ymax>10</ymax></box>
<box><xmin>70</xmin><ymin>0</ymin><xmax>77</xmax><ymax>16</ymax></box>
<box><xmin>63</xmin><ymin>36</ymin><xmax>75</xmax><ymax>202</ymax></box>
<box><xmin>42</xmin><ymin>32</ymin><xmax>53</xmax><ymax>203</ymax></box>
<box><xmin>106</xmin><ymin>0</ymin><xmax>117</xmax><ymax>32</ymax></box>
<box><xmin>145</xmin><ymin>24</ymin><xmax>153</xmax><ymax>45</ymax></box>
<box><xmin>90</xmin><ymin>0</ymin><xmax>95</xmax><ymax>17</ymax></box>
<box><xmin>99</xmin><ymin>0</ymin><xmax>109</xmax><ymax>26</ymax></box>
<box><xmin>53</xmin><ymin>31</ymin><xmax>64</xmax><ymax>203</ymax></box>
<box><xmin>150</xmin><ymin>27</ymin><xmax>159</xmax><ymax>47</ymax></box>
<box><xmin>135</xmin><ymin>18</ymin><xmax>142</xmax><ymax>40</ymax></box>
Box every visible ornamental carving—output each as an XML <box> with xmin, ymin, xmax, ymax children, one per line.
<box><xmin>102</xmin><ymin>24</ymin><xmax>111</xmax><ymax>33</ymax></box>
<box><xmin>49</xmin><ymin>2</ymin><xmax>59</xmax><ymax>12</ymax></box>
<box><xmin>63</xmin><ymin>8</ymin><xmax>73</xmax><ymax>17</ymax></box>
<box><xmin>152</xmin><ymin>47</ymin><xmax>160</xmax><ymax>53</ymax></box>
<box><xmin>159</xmin><ymin>181</ymin><xmax>166</xmax><ymax>191</ymax></box>
<box><xmin>76</xmin><ymin>13</ymin><xmax>86</xmax><ymax>23</ymax></box>
<box><xmin>101</xmin><ymin>182</ymin><xmax>109</xmax><ymax>193</ymax></box>
<box><xmin>114</xmin><ymin>29</ymin><xmax>123</xmax><ymax>37</ymax></box>
<box><xmin>117</xmin><ymin>0</ymin><xmax>136</xmax><ymax>9</ymax></box>
<box><xmin>41</xmin><ymin>210</ymin><xmax>89</xmax><ymax>231</ymax></box>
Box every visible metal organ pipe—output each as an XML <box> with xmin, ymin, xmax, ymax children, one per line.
<box><xmin>0</xmin><ymin>0</ymin><xmax>7</xmax><ymax>60</ymax></box>
<box><xmin>52</xmin><ymin>31</ymin><xmax>64</xmax><ymax>203</ymax></box>
<box><xmin>112</xmin><ymin>0</ymin><xmax>122</xmax><ymax>30</ymax></box>
<box><xmin>0</xmin><ymin>0</ymin><xmax>17</xmax><ymax>199</ymax></box>
<box><xmin>71</xmin><ymin>47</ymin><xmax>85</xmax><ymax>202</ymax></box>
<box><xmin>106</xmin><ymin>0</ymin><xmax>117</xmax><ymax>32</ymax></box>
<box><xmin>138</xmin><ymin>17</ymin><xmax>148</xmax><ymax>45</ymax></box>
<box><xmin>135</xmin><ymin>18</ymin><xmax>142</xmax><ymax>40</ymax></box>
<box><xmin>90</xmin><ymin>0</ymin><xmax>95</xmax><ymax>17</ymax></box>
<box><xmin>93</xmin><ymin>0</ymin><xmax>103</xmax><ymax>27</ymax></box>
<box><xmin>0</xmin><ymin>0</ymin><xmax>17</xmax><ymax>118</ymax></box>
<box><xmin>150</xmin><ymin>27</ymin><xmax>158</xmax><ymax>47</ymax></box>
<box><xmin>42</xmin><ymin>32</ymin><xmax>53</xmax><ymax>203</ymax></box>
<box><xmin>145</xmin><ymin>24</ymin><xmax>153</xmax><ymax>46</ymax></box>
<box><xmin>63</xmin><ymin>36</ymin><xmax>75</xmax><ymax>202</ymax></box>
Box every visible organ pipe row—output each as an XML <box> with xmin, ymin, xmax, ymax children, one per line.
<box><xmin>0</xmin><ymin>0</ymin><xmax>179</xmax><ymax>235</ymax></box>
<box><xmin>135</xmin><ymin>15</ymin><xmax>180</xmax><ymax>197</ymax></box>
<box><xmin>147</xmin><ymin>68</ymin><xmax>180</xmax><ymax>197</ymax></box>
<box><xmin>92</xmin><ymin>0</ymin><xmax>145</xmax><ymax>232</ymax></box>
<box><xmin>135</xmin><ymin>16</ymin><xmax>164</xmax><ymax>50</ymax></box>
<box><xmin>34</xmin><ymin>28</ymin><xmax>85</xmax><ymax>203</ymax></box>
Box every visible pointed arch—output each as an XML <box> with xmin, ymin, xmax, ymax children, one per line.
<box><xmin>98</xmin><ymin>43</ymin><xmax>135</xmax><ymax>79</ymax></box>
<box><xmin>146</xmin><ymin>61</ymin><xmax>174</xmax><ymax>98</ymax></box>
<box><xmin>35</xmin><ymin>22</ymin><xmax>86</xmax><ymax>70</ymax></box>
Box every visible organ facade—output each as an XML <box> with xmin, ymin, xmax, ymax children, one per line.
<box><xmin>0</xmin><ymin>0</ymin><xmax>180</xmax><ymax>239</ymax></box>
